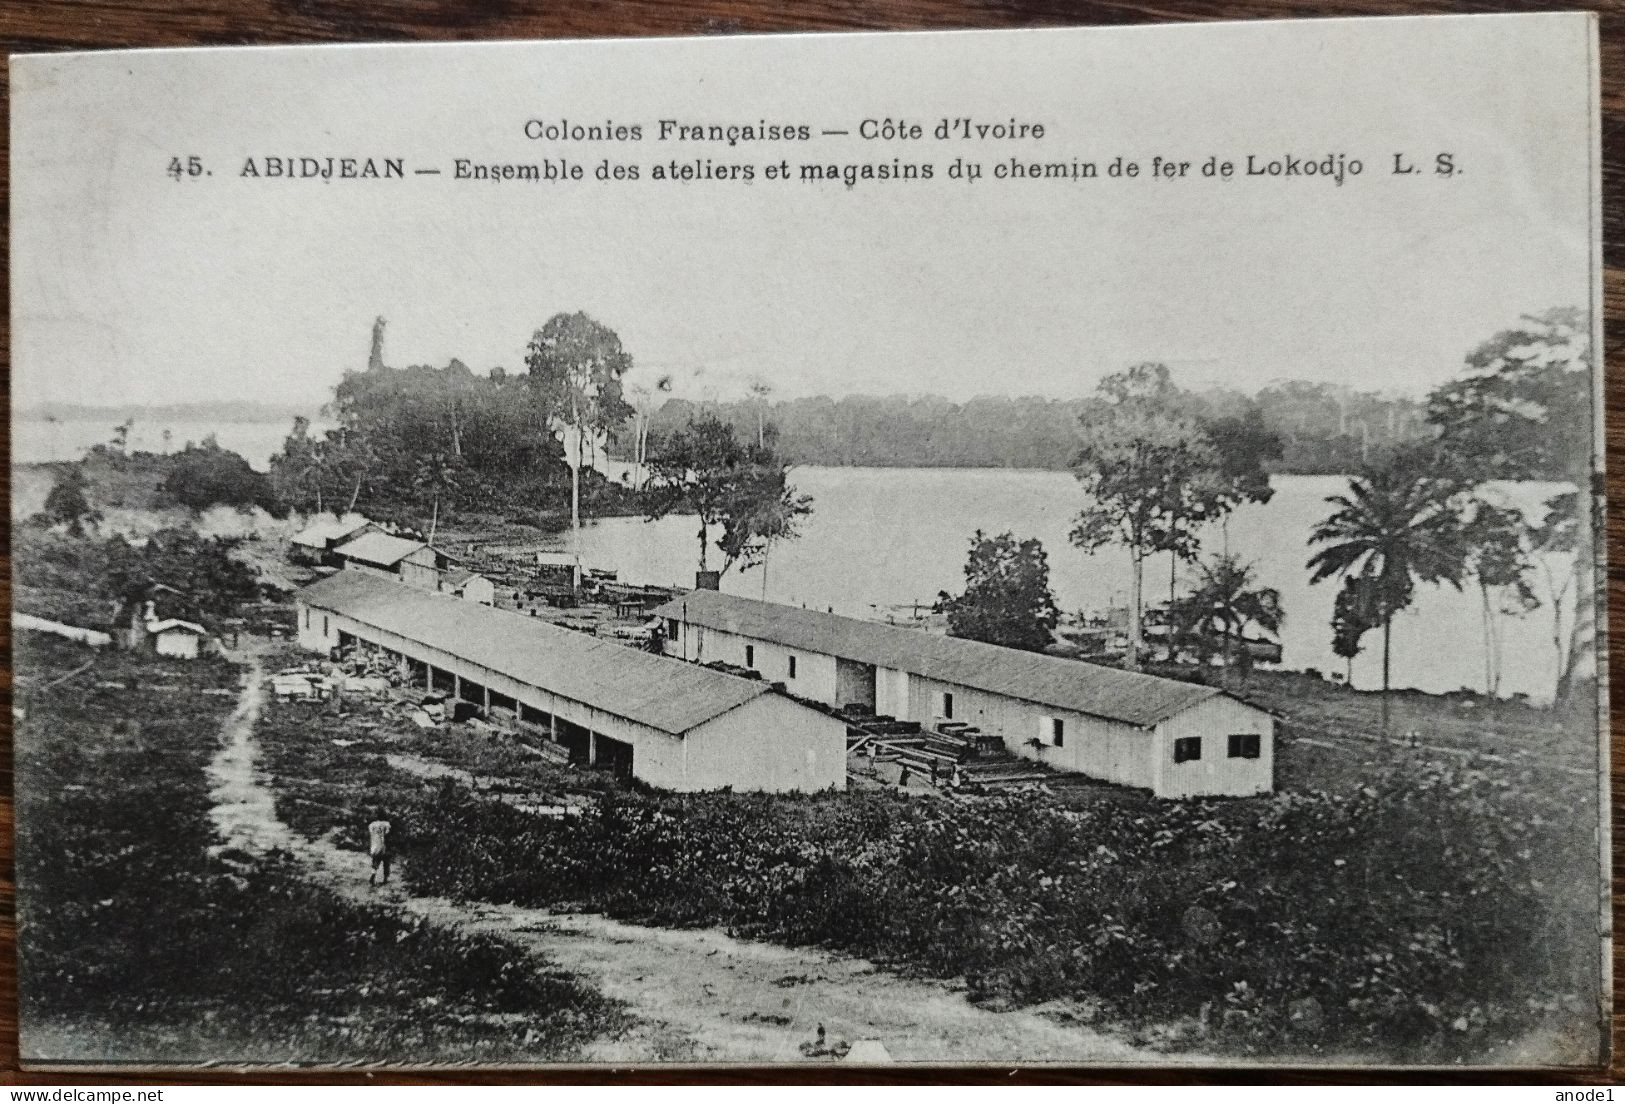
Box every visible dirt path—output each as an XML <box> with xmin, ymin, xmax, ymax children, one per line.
<box><xmin>206</xmin><ymin>656</ymin><xmax>1148</xmax><ymax>1064</ymax></box>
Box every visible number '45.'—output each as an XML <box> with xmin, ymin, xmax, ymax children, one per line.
<box><xmin>167</xmin><ymin>156</ymin><xmax>205</xmax><ymax>180</ymax></box>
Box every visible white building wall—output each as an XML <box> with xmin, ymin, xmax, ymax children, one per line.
<box><xmin>654</xmin><ymin>613</ymin><xmax>1274</xmax><ymax>798</ymax></box>
<box><xmin>400</xmin><ymin>552</ymin><xmax>442</xmax><ymax>590</ymax></box>
<box><xmin>663</xmin><ymin>623</ymin><xmax>840</xmax><ymax>699</ymax></box>
<box><xmin>906</xmin><ymin>673</ymin><xmax>1156</xmax><ymax>789</ymax></box>
<box><xmin>296</xmin><ymin>602</ymin><xmax>340</xmax><ymax>652</ymax></box>
<box><xmin>154</xmin><ymin>631</ymin><xmax>202</xmax><ymax>659</ymax></box>
<box><xmin>1152</xmin><ymin>696</ymin><xmax>1274</xmax><ymax>799</ymax></box>
<box><xmin>682</xmin><ymin>694</ymin><xmax>847</xmax><ymax>793</ymax></box>
<box><xmin>460</xmin><ymin>576</ymin><xmax>496</xmax><ymax>605</ymax></box>
<box><xmin>876</xmin><ymin>667</ymin><xmax>911</xmax><ymax>718</ymax></box>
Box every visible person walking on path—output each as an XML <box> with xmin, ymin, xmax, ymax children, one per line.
<box><xmin>367</xmin><ymin>810</ymin><xmax>393</xmax><ymax>886</ymax></box>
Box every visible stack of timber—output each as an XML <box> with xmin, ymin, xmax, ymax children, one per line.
<box><xmin>838</xmin><ymin>710</ymin><xmax>1053</xmax><ymax>791</ymax></box>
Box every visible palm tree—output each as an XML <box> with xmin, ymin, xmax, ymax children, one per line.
<box><xmin>1176</xmin><ymin>554</ymin><xmax>1283</xmax><ymax>689</ymax></box>
<box><xmin>1306</xmin><ymin>453</ymin><xmax>1467</xmax><ymax>733</ymax></box>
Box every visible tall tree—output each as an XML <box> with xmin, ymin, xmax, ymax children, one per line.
<box><xmin>525</xmin><ymin>313</ymin><xmax>635</xmax><ymax>589</ymax></box>
<box><xmin>1461</xmin><ymin>498</ymin><xmax>1539</xmax><ymax>697</ymax></box>
<box><xmin>646</xmin><ymin>415</ymin><xmax>812</xmax><ymax>578</ymax></box>
<box><xmin>746</xmin><ymin>376</ymin><xmax>774</xmax><ymax>448</ymax></box>
<box><xmin>1329</xmin><ymin>576</ymin><xmax>1379</xmax><ymax>689</ymax></box>
<box><xmin>1427</xmin><ymin>307</ymin><xmax>1595</xmax><ymax>705</ymax></box>
<box><xmin>1528</xmin><ymin>492</ymin><xmax>1581</xmax><ymax>702</ymax></box>
<box><xmin>1306</xmin><ymin>449</ymin><xmax>1468</xmax><ymax>733</ymax></box>
<box><xmin>1071</xmin><ymin>364</ymin><xmax>1217</xmax><ymax>670</ymax></box>
<box><xmin>936</xmin><ymin>531</ymin><xmax>1060</xmax><ymax>653</ymax></box>
<box><xmin>625</xmin><ymin>368</ymin><xmax>673</xmax><ymax>492</ymax></box>
<box><xmin>411</xmin><ymin>450</ymin><xmax>462</xmax><ymax>545</ymax></box>
<box><xmin>1162</xmin><ymin>400</ymin><xmax>1282</xmax><ymax>656</ymax></box>
<box><xmin>269</xmin><ymin>416</ymin><xmax>326</xmax><ymax>514</ymax></box>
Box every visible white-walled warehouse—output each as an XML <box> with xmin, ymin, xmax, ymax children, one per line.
<box><xmin>297</xmin><ymin>573</ymin><xmax>846</xmax><ymax>794</ymax></box>
<box><xmin>654</xmin><ymin>590</ymin><xmax>1274</xmax><ymax>799</ymax></box>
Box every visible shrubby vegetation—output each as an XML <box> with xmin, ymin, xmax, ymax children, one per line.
<box><xmin>157</xmin><ymin>439</ymin><xmax>280</xmax><ymax>515</ymax></box>
<box><xmin>14</xmin><ymin>525</ymin><xmax>264</xmax><ymax>630</ymax></box>
<box><xmin>15</xmin><ymin>633</ymin><xmax>625</xmax><ymax>1063</ymax></box>
<box><xmin>400</xmin><ymin>758</ymin><xmax>1598</xmax><ymax>1062</ymax></box>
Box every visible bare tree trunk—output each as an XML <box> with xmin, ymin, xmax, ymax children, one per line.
<box><xmin>1480</xmin><ymin>583</ymin><xmax>1494</xmax><ymax>696</ymax></box>
<box><xmin>571</xmin><ymin>430</ymin><xmax>583</xmax><ymax>593</ymax></box>
<box><xmin>1557</xmin><ymin>514</ymin><xmax>1596</xmax><ymax>706</ymax></box>
<box><xmin>1381</xmin><ymin>615</ymin><xmax>1392</xmax><ymax>740</ymax></box>
<box><xmin>631</xmin><ymin>414</ymin><xmax>646</xmax><ymax>492</ymax></box>
<box><xmin>347</xmin><ymin>476</ymin><xmax>363</xmax><ymax>514</ymax></box>
<box><xmin>1168</xmin><ymin>550</ymin><xmax>1178</xmax><ymax>662</ymax></box>
<box><xmin>697</xmin><ymin>519</ymin><xmax>709</xmax><ymax>572</ymax></box>
<box><xmin>1126</xmin><ymin>553</ymin><xmax>1144</xmax><ymax>671</ymax></box>
<box><xmin>570</xmin><ymin>394</ymin><xmax>583</xmax><ymax>593</ymax></box>
<box><xmin>429</xmin><ymin>493</ymin><xmax>439</xmax><ymax>546</ymax></box>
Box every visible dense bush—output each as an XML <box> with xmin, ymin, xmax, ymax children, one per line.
<box><xmin>405</xmin><ymin>765</ymin><xmax>1600</xmax><ymax>1061</ymax></box>
<box><xmin>158</xmin><ymin>440</ymin><xmax>282</xmax><ymax>515</ymax></box>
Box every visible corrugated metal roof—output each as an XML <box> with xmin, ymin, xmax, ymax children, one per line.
<box><xmin>299</xmin><ymin>573</ymin><xmax>772</xmax><ymax>735</ymax></box>
<box><xmin>333</xmin><ymin>532</ymin><xmax>428</xmax><ymax>567</ymax></box>
<box><xmin>652</xmin><ymin>590</ymin><xmax>1230</xmax><ymax>728</ymax></box>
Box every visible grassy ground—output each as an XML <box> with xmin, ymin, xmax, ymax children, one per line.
<box><xmin>14</xmin><ymin>631</ymin><xmax>628</xmax><ymax>1066</ymax></box>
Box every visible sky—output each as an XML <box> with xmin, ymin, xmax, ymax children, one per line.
<box><xmin>11</xmin><ymin>14</ymin><xmax>1597</xmax><ymax>412</ymax></box>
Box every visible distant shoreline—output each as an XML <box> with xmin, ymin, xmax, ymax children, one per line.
<box><xmin>18</xmin><ymin>402</ymin><xmax>319</xmax><ymax>425</ymax></box>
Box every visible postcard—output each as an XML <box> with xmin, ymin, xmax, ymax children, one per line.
<box><xmin>9</xmin><ymin>12</ymin><xmax>1607</xmax><ymax>1069</ymax></box>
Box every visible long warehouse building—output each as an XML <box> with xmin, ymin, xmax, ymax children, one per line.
<box><xmin>653</xmin><ymin>589</ymin><xmax>1274</xmax><ymax>799</ymax></box>
<box><xmin>296</xmin><ymin>573</ymin><xmax>846</xmax><ymax>793</ymax></box>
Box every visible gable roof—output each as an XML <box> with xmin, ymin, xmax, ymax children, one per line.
<box><xmin>148</xmin><ymin>618</ymin><xmax>207</xmax><ymax>636</ymax></box>
<box><xmin>333</xmin><ymin>532</ymin><xmax>429</xmax><ymax>568</ymax></box>
<box><xmin>298</xmin><ymin>572</ymin><xmax>774</xmax><ymax>735</ymax></box>
<box><xmin>291</xmin><ymin>514</ymin><xmax>372</xmax><ymax>549</ymax></box>
<box><xmin>652</xmin><ymin>589</ymin><xmax>1232</xmax><ymax>728</ymax></box>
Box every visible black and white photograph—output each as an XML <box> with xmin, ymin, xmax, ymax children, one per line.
<box><xmin>7</xmin><ymin>13</ymin><xmax>1610</xmax><ymax>1070</ymax></box>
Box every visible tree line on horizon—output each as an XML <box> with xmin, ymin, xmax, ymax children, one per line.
<box><xmin>634</xmin><ymin>383</ymin><xmax>1439</xmax><ymax>475</ymax></box>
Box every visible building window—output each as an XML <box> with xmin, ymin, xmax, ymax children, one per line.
<box><xmin>322</xmin><ymin>615</ymin><xmax>329</xmax><ymax>636</ymax></box>
<box><xmin>1227</xmin><ymin>733</ymin><xmax>1262</xmax><ymax>759</ymax></box>
<box><xmin>1173</xmin><ymin>736</ymin><xmax>1202</xmax><ymax>764</ymax></box>
<box><xmin>942</xmin><ymin>691</ymin><xmax>954</xmax><ymax>719</ymax></box>
<box><xmin>745</xmin><ymin>644</ymin><xmax>755</xmax><ymax>668</ymax></box>
<box><xmin>787</xmin><ymin>655</ymin><xmax>797</xmax><ymax>679</ymax></box>
<box><xmin>303</xmin><ymin>607</ymin><xmax>310</xmax><ymax>629</ymax></box>
<box><xmin>1052</xmin><ymin>717</ymin><xmax>1065</xmax><ymax>748</ymax></box>
<box><xmin>666</xmin><ymin>618</ymin><xmax>679</xmax><ymax>640</ymax></box>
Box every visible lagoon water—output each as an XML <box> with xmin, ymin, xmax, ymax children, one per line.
<box><xmin>573</xmin><ymin>465</ymin><xmax>1576</xmax><ymax>704</ymax></box>
<box><xmin>14</xmin><ymin>417</ymin><xmax>310</xmax><ymax>470</ymax></box>
<box><xmin>16</xmin><ymin>417</ymin><xmax>1577</xmax><ymax>702</ymax></box>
